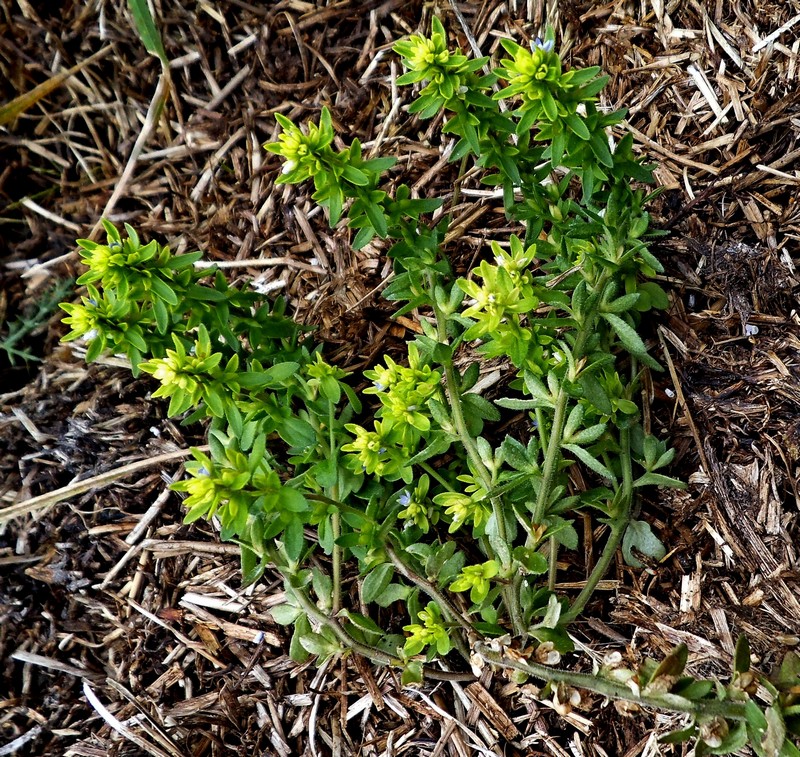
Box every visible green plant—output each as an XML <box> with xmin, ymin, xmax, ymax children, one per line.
<box><xmin>59</xmin><ymin>20</ymin><xmax>800</xmax><ymax>755</ymax></box>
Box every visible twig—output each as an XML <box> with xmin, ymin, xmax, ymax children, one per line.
<box><xmin>0</xmin><ymin>446</ymin><xmax>208</xmax><ymax>526</ymax></box>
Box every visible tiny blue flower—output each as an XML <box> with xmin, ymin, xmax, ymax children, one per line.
<box><xmin>198</xmin><ymin>466</ymin><xmax>210</xmax><ymax>477</ymax></box>
<box><xmin>532</xmin><ymin>37</ymin><xmax>554</xmax><ymax>53</ymax></box>
<box><xmin>398</xmin><ymin>490</ymin><xmax>412</xmax><ymax>507</ymax></box>
<box><xmin>373</xmin><ymin>381</ymin><xmax>385</xmax><ymax>391</ymax></box>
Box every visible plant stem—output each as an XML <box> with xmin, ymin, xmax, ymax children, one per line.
<box><xmin>443</xmin><ymin>361</ymin><xmax>525</xmax><ymax>636</ymax></box>
<box><xmin>534</xmin><ymin>407</ymin><xmax>548</xmax><ymax>451</ymax></box>
<box><xmin>428</xmin><ymin>272</ymin><xmax>524</xmax><ymax>636</ymax></box>
<box><xmin>386</xmin><ymin>543</ymin><xmax>475</xmax><ymax>661</ymax></box>
<box><xmin>560</xmin><ymin>520</ymin><xmax>624</xmax><ymax>624</ymax></box>
<box><xmin>529</xmin><ymin>270</ymin><xmax>611</xmax><ymax>578</ymax></box>
<box><xmin>290</xmin><ymin>579</ymin><xmax>475</xmax><ymax>681</ymax></box>
<box><xmin>291</xmin><ymin>578</ymin><xmax>399</xmax><ymax>666</ymax></box>
<box><xmin>331</xmin><ymin>511</ymin><xmax>341</xmax><ymax>613</ymax></box>
<box><xmin>533</xmin><ymin>388</ymin><xmax>568</xmax><ymax>525</ymax></box>
<box><xmin>475</xmin><ymin>644</ymin><xmax>750</xmax><ymax>721</ymax></box>
<box><xmin>419</xmin><ymin>461</ymin><xmax>454</xmax><ymax>491</ymax></box>
<box><xmin>328</xmin><ymin>401</ymin><xmax>342</xmax><ymax>614</ymax></box>
<box><xmin>548</xmin><ymin>535</ymin><xmax>558</xmax><ymax>591</ymax></box>
<box><xmin>561</xmin><ymin>425</ymin><xmax>633</xmax><ymax>624</ymax></box>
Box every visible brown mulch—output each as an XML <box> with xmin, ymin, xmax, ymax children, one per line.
<box><xmin>1</xmin><ymin>0</ymin><xmax>799</xmax><ymax>755</ymax></box>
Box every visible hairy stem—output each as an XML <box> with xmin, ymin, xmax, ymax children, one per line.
<box><xmin>533</xmin><ymin>389</ymin><xmax>568</xmax><ymax>525</ymax></box>
<box><xmin>290</xmin><ymin>579</ymin><xmax>475</xmax><ymax>681</ymax></box>
<box><xmin>562</xmin><ymin>387</ymin><xmax>636</xmax><ymax>622</ymax></box>
<box><xmin>419</xmin><ymin>460</ymin><xmax>454</xmax><ymax>491</ymax></box>
<box><xmin>386</xmin><ymin>543</ymin><xmax>475</xmax><ymax>661</ymax></box>
<box><xmin>328</xmin><ymin>402</ymin><xmax>342</xmax><ymax>614</ymax></box>
<box><xmin>475</xmin><ymin>644</ymin><xmax>750</xmax><ymax>721</ymax></box>
<box><xmin>428</xmin><ymin>275</ymin><xmax>525</xmax><ymax>636</ymax></box>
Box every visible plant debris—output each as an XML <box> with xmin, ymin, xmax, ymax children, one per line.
<box><xmin>1</xmin><ymin>1</ymin><xmax>799</xmax><ymax>754</ymax></box>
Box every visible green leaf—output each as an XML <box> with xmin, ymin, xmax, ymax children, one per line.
<box><xmin>602</xmin><ymin>313</ymin><xmax>648</xmax><ymax>356</ymax></box>
<box><xmin>280</xmin><ymin>487</ymin><xmax>309</xmax><ymax>513</ymax></box>
<box><xmin>352</xmin><ymin>224</ymin><xmax>376</xmax><ymax>250</ymax></box>
<box><xmin>541</xmin><ymin>90</ymin><xmax>558</xmax><ymax>121</ymax></box>
<box><xmin>632</xmin><ymin>472</ymin><xmax>686</xmax><ymax>489</ymax></box>
<box><xmin>341</xmin><ymin>610</ymin><xmax>384</xmax><ymax>641</ymax></box>
<box><xmin>673</xmin><ymin>678</ymin><xmax>714</xmax><ymax>700</ymax></box>
<box><xmin>776</xmin><ymin>651</ymin><xmax>800</xmax><ymax>688</ymax></box>
<box><xmin>638</xmin><ymin>281</ymin><xmax>670</xmax><ymax>310</ymax></box>
<box><xmin>278</xmin><ymin>417</ymin><xmax>317</xmax><ymax>449</ymax></box>
<box><xmin>362</xmin><ymin>563</ymin><xmax>394</xmax><ymax>604</ymax></box>
<box><xmin>650</xmin><ymin>644</ymin><xmax>688</xmax><ymax>682</ymax></box>
<box><xmin>709</xmin><ymin>720</ymin><xmax>749</xmax><ymax>755</ymax></box>
<box><xmin>565</xmin><ymin>113</ymin><xmax>590</xmax><ymax>140</ymax></box>
<box><xmin>401</xmin><ymin>661</ymin><xmax>424</xmax><ymax>686</ymax></box>
<box><xmin>127</xmin><ymin>0</ymin><xmax>169</xmax><ymax>67</ymax></box>
<box><xmin>603</xmin><ymin>293</ymin><xmax>640</xmax><ymax>314</ymax></box>
<box><xmin>659</xmin><ymin>725</ymin><xmax>697</xmax><ymax>745</ymax></box>
<box><xmin>563</xmin><ymin>404</ymin><xmax>584</xmax><ymax>440</ymax></box>
<box><xmin>283</xmin><ymin>517</ymin><xmax>305</xmax><ymax>562</ymax></box>
<box><xmin>495</xmin><ymin>397</ymin><xmax>546</xmax><ymax>410</ymax></box>
<box><xmin>590</xmin><ymin>132</ymin><xmax>614</xmax><ymax>167</ymax></box>
<box><xmin>364</xmin><ymin>201</ymin><xmax>388</xmax><ymax>238</ymax></box>
<box><xmin>264</xmin><ymin>362</ymin><xmax>300</xmax><ymax>386</ymax></box>
<box><xmin>405</xmin><ymin>433</ymin><xmax>452</xmax><ymax>466</ymax></box>
<box><xmin>271</xmin><ymin>602</ymin><xmax>302</xmax><ymax>625</ymax></box>
<box><xmin>342</xmin><ymin>164</ymin><xmax>369</xmax><ymax>186</ymax></box>
<box><xmin>501</xmin><ymin>435</ymin><xmax>538</xmax><ymax>472</ymax></box>
<box><xmin>578</xmin><ymin>373</ymin><xmax>613</xmax><ymax>415</ymax></box>
<box><xmin>289</xmin><ymin>615</ymin><xmax>311</xmax><ymax>663</ymax></box>
<box><xmin>622</xmin><ymin>519</ymin><xmax>666</xmax><ymax>567</ymax></box>
<box><xmin>203</xmin><ymin>387</ymin><xmax>226</xmax><ymax>417</ymax></box>
<box><xmin>544</xmin><ymin>516</ymin><xmax>578</xmax><ymax>550</ymax></box>
<box><xmin>569</xmin><ymin>423</ymin><xmax>607</xmax><ymax>445</ymax></box>
<box><xmin>374</xmin><ymin>583</ymin><xmax>410</xmax><ymax>607</ymax></box>
<box><xmin>241</xmin><ymin>547</ymin><xmax>264</xmax><ymax>587</ymax></box>
<box><xmin>562</xmin><ymin>443</ymin><xmax>616</xmax><ymax>482</ymax></box>
<box><xmin>530</xmin><ymin>625</ymin><xmax>575</xmax><ymax>654</ymax></box>
<box><xmin>84</xmin><ymin>334</ymin><xmax>106</xmax><ymax>363</ymax></box>
<box><xmin>513</xmin><ymin>546</ymin><xmax>548</xmax><ymax>574</ymax></box>
<box><xmin>485</xmin><ymin>513</ymin><xmax>511</xmax><ymax>567</ymax></box>
<box><xmin>150</xmin><ymin>276</ymin><xmax>179</xmax><ymax>306</ymax></box>
<box><xmin>299</xmin><ymin>630</ymin><xmax>341</xmax><ymax>658</ymax></box>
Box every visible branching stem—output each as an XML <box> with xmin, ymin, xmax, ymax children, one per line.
<box><xmin>428</xmin><ymin>273</ymin><xmax>525</xmax><ymax>635</ymax></box>
<box><xmin>476</xmin><ymin>644</ymin><xmax>750</xmax><ymax>721</ymax></box>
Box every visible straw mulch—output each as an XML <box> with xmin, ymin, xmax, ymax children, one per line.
<box><xmin>1</xmin><ymin>0</ymin><xmax>799</xmax><ymax>754</ymax></box>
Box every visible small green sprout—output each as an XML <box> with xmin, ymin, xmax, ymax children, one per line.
<box><xmin>402</xmin><ymin>602</ymin><xmax>452</xmax><ymax>657</ymax></box>
<box><xmin>449</xmin><ymin>560</ymin><xmax>499</xmax><ymax>603</ymax></box>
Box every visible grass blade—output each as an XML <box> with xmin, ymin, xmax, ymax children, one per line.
<box><xmin>128</xmin><ymin>0</ymin><xmax>169</xmax><ymax>67</ymax></box>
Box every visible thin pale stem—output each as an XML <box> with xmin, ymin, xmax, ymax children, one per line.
<box><xmin>547</xmin><ymin>535</ymin><xmax>558</xmax><ymax>591</ymax></box>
